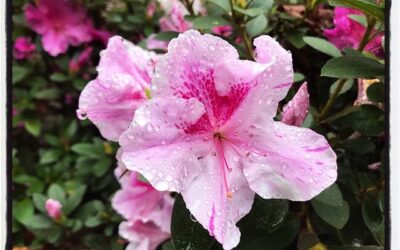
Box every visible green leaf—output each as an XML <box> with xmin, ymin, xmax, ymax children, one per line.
<box><xmin>366</xmin><ymin>82</ymin><xmax>384</xmax><ymax>103</ymax></box>
<box><xmin>71</xmin><ymin>143</ymin><xmax>102</xmax><ymax>158</ymax></box>
<box><xmin>244</xmin><ymin>197</ymin><xmax>289</xmax><ymax>232</ymax></box>
<box><xmin>303</xmin><ymin>36</ymin><xmax>342</xmax><ymax>57</ymax></box>
<box><xmin>328</xmin><ymin>0</ymin><xmax>384</xmax><ymax>22</ymax></box>
<box><xmin>335</xmin><ymin>104</ymin><xmax>384</xmax><ymax>136</ymax></box>
<box><xmin>340</xmin><ymin>138</ymin><xmax>376</xmax><ymax>155</ymax></box>
<box><xmin>312</xmin><ymin>199</ymin><xmax>350</xmax><ymax>229</ymax></box>
<box><xmin>321</xmin><ymin>56</ymin><xmax>384</xmax><ymax>79</ymax></box>
<box><xmin>40</xmin><ymin>149</ymin><xmax>63</xmax><ymax>164</ymax></box>
<box><xmin>348</xmin><ymin>14</ymin><xmax>368</xmax><ymax>27</ymax></box>
<box><xmin>26</xmin><ymin>215</ymin><xmax>54</xmax><ymax>229</ymax></box>
<box><xmin>245</xmin><ymin>14</ymin><xmax>268</xmax><ymax>37</ymax></box>
<box><xmin>34</xmin><ymin>88</ymin><xmax>61</xmax><ymax>99</ymax></box>
<box><xmin>14</xmin><ymin>199</ymin><xmax>34</xmax><ymax>225</ymax></box>
<box><xmin>248</xmin><ymin>0</ymin><xmax>274</xmax><ymax>11</ymax></box>
<box><xmin>47</xmin><ymin>184</ymin><xmax>65</xmax><ymax>204</ymax></box>
<box><xmin>50</xmin><ymin>72</ymin><xmax>69</xmax><ymax>82</ymax></box>
<box><xmin>155</xmin><ymin>31</ymin><xmax>180</xmax><ymax>41</ymax></box>
<box><xmin>313</xmin><ymin>184</ymin><xmax>343</xmax><ymax>207</ymax></box>
<box><xmin>237</xmin><ymin>218</ymin><xmax>301</xmax><ymax>250</ymax></box>
<box><xmin>13</xmin><ymin>65</ymin><xmax>30</xmax><ymax>84</ymax></box>
<box><xmin>32</xmin><ymin>193</ymin><xmax>47</xmax><ymax>213</ymax></box>
<box><xmin>234</xmin><ymin>6</ymin><xmax>264</xmax><ymax>17</ymax></box>
<box><xmin>207</xmin><ymin>0</ymin><xmax>230</xmax><ymax>12</ymax></box>
<box><xmin>192</xmin><ymin>16</ymin><xmax>230</xmax><ymax>29</ymax></box>
<box><xmin>25</xmin><ymin>119</ymin><xmax>41</xmax><ymax>136</ymax></box>
<box><xmin>64</xmin><ymin>185</ymin><xmax>87</xmax><ymax>215</ymax></box>
<box><xmin>94</xmin><ymin>157</ymin><xmax>112</xmax><ymax>177</ymax></box>
<box><xmin>171</xmin><ymin>195</ymin><xmax>215</xmax><ymax>250</ymax></box>
<box><xmin>85</xmin><ymin>216</ymin><xmax>102</xmax><ymax>227</ymax></box>
<box><xmin>286</xmin><ymin>30</ymin><xmax>306</xmax><ymax>49</ymax></box>
<box><xmin>65</xmin><ymin>120</ymin><xmax>78</xmax><ymax>137</ymax></box>
<box><xmin>330</xmin><ymin>79</ymin><xmax>354</xmax><ymax>96</ymax></box>
<box><xmin>14</xmin><ymin>175</ymin><xmax>45</xmax><ymax>194</ymax></box>
<box><xmin>362</xmin><ymin>195</ymin><xmax>384</xmax><ymax>233</ymax></box>
<box><xmin>294</xmin><ymin>72</ymin><xmax>305</xmax><ymax>82</ymax></box>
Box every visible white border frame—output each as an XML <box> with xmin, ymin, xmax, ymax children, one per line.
<box><xmin>0</xmin><ymin>0</ymin><xmax>7</xmax><ymax>249</ymax></box>
<box><xmin>390</xmin><ymin>0</ymin><xmax>399</xmax><ymax>249</ymax></box>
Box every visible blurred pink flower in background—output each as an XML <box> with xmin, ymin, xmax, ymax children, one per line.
<box><xmin>159</xmin><ymin>0</ymin><xmax>192</xmax><ymax>33</ymax></box>
<box><xmin>212</xmin><ymin>25</ymin><xmax>233</xmax><ymax>37</ymax></box>
<box><xmin>324</xmin><ymin>7</ymin><xmax>384</xmax><ymax>56</ymax></box>
<box><xmin>77</xmin><ymin>36</ymin><xmax>158</xmax><ymax>141</ymax></box>
<box><xmin>112</xmin><ymin>153</ymin><xmax>173</xmax><ymax>250</ymax></box>
<box><xmin>281</xmin><ymin>82</ymin><xmax>310</xmax><ymax>127</ymax></box>
<box><xmin>146</xmin><ymin>34</ymin><xmax>169</xmax><ymax>51</ymax></box>
<box><xmin>24</xmin><ymin>0</ymin><xmax>111</xmax><ymax>56</ymax></box>
<box><xmin>24</xmin><ymin>0</ymin><xmax>93</xmax><ymax>56</ymax></box>
<box><xmin>146</xmin><ymin>1</ymin><xmax>157</xmax><ymax>19</ymax></box>
<box><xmin>45</xmin><ymin>198</ymin><xmax>62</xmax><ymax>220</ymax></box>
<box><xmin>119</xmin><ymin>30</ymin><xmax>337</xmax><ymax>249</ymax></box>
<box><xmin>69</xmin><ymin>47</ymin><xmax>93</xmax><ymax>74</ymax></box>
<box><xmin>13</xmin><ymin>37</ymin><xmax>36</xmax><ymax>60</ymax></box>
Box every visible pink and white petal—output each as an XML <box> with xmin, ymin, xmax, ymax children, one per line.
<box><xmin>97</xmin><ymin>36</ymin><xmax>157</xmax><ymax>90</ymax></box>
<box><xmin>253</xmin><ymin>35</ymin><xmax>294</xmax><ymax>105</ymax></box>
<box><xmin>281</xmin><ymin>82</ymin><xmax>310</xmax><ymax>126</ymax></box>
<box><xmin>119</xmin><ymin>97</ymin><xmax>213</xmax><ymax>192</ymax></box>
<box><xmin>120</xmin><ymin>221</ymin><xmax>170</xmax><ymax>250</ymax></box>
<box><xmin>152</xmin><ymin>30</ymin><xmax>238</xmax><ymax>97</ymax></box>
<box><xmin>182</xmin><ymin>147</ymin><xmax>255</xmax><ymax>250</ymax></box>
<box><xmin>77</xmin><ymin>36</ymin><xmax>157</xmax><ymax>141</ymax></box>
<box><xmin>242</xmin><ymin>122</ymin><xmax>337</xmax><ymax>201</ymax></box>
<box><xmin>77</xmin><ymin>78</ymin><xmax>145</xmax><ymax>141</ymax></box>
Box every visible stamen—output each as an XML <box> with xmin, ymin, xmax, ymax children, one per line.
<box><xmin>214</xmin><ymin>134</ymin><xmax>233</xmax><ymax>199</ymax></box>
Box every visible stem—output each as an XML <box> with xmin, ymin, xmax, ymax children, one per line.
<box><xmin>318</xmin><ymin>18</ymin><xmax>377</xmax><ymax>121</ymax></box>
<box><xmin>183</xmin><ymin>0</ymin><xmax>195</xmax><ymax>16</ymax></box>
<box><xmin>229</xmin><ymin>0</ymin><xmax>254</xmax><ymax>60</ymax></box>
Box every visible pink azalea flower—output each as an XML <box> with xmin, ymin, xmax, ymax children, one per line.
<box><xmin>281</xmin><ymin>82</ymin><xmax>310</xmax><ymax>127</ymax></box>
<box><xmin>69</xmin><ymin>47</ymin><xmax>93</xmax><ymax>74</ymax></box>
<box><xmin>159</xmin><ymin>0</ymin><xmax>192</xmax><ymax>33</ymax></box>
<box><xmin>212</xmin><ymin>25</ymin><xmax>233</xmax><ymax>37</ymax></box>
<box><xmin>146</xmin><ymin>1</ymin><xmax>157</xmax><ymax>19</ymax></box>
<box><xmin>13</xmin><ymin>37</ymin><xmax>36</xmax><ymax>60</ymax></box>
<box><xmin>45</xmin><ymin>198</ymin><xmax>62</xmax><ymax>220</ymax></box>
<box><xmin>77</xmin><ymin>36</ymin><xmax>158</xmax><ymax>141</ymax></box>
<box><xmin>119</xmin><ymin>30</ymin><xmax>337</xmax><ymax>249</ymax></box>
<box><xmin>324</xmin><ymin>7</ymin><xmax>384</xmax><ymax>56</ymax></box>
<box><xmin>113</xmin><ymin>151</ymin><xmax>173</xmax><ymax>250</ymax></box>
<box><xmin>24</xmin><ymin>0</ymin><xmax>93</xmax><ymax>56</ymax></box>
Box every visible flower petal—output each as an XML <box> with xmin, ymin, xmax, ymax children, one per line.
<box><xmin>78</xmin><ymin>36</ymin><xmax>157</xmax><ymax>141</ymax></box>
<box><xmin>120</xmin><ymin>97</ymin><xmax>212</xmax><ymax>192</ymax></box>
<box><xmin>242</xmin><ymin>121</ymin><xmax>337</xmax><ymax>201</ymax></box>
<box><xmin>182</xmin><ymin>147</ymin><xmax>255</xmax><ymax>250</ymax></box>
<box><xmin>253</xmin><ymin>35</ymin><xmax>294</xmax><ymax>105</ymax></box>
<box><xmin>120</xmin><ymin>221</ymin><xmax>170</xmax><ymax>250</ymax></box>
<box><xmin>281</xmin><ymin>82</ymin><xmax>310</xmax><ymax>126</ymax></box>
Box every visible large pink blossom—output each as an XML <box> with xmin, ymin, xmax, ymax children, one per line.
<box><xmin>281</xmin><ymin>82</ymin><xmax>310</xmax><ymax>126</ymax></box>
<box><xmin>113</xmin><ymin>152</ymin><xmax>173</xmax><ymax>250</ymax></box>
<box><xmin>324</xmin><ymin>7</ymin><xmax>383</xmax><ymax>56</ymax></box>
<box><xmin>77</xmin><ymin>36</ymin><xmax>158</xmax><ymax>141</ymax></box>
<box><xmin>119</xmin><ymin>30</ymin><xmax>337</xmax><ymax>249</ymax></box>
<box><xmin>13</xmin><ymin>37</ymin><xmax>36</xmax><ymax>60</ymax></box>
